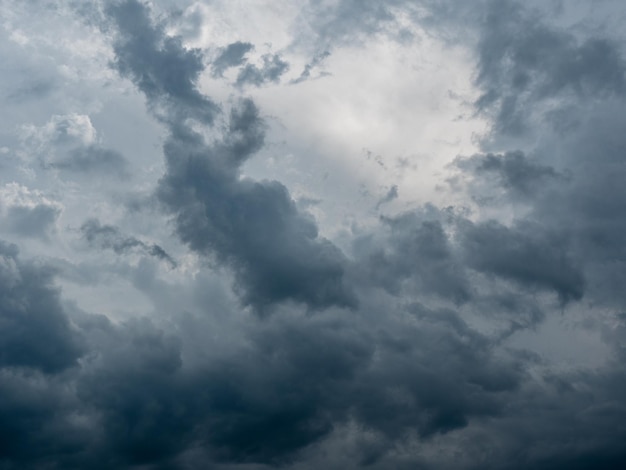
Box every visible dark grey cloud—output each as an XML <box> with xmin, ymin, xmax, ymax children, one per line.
<box><xmin>3</xmin><ymin>0</ymin><xmax>626</xmax><ymax>469</ymax></box>
<box><xmin>108</xmin><ymin>0</ymin><xmax>355</xmax><ymax>313</ymax></box>
<box><xmin>353</xmin><ymin>210</ymin><xmax>471</xmax><ymax>304</ymax></box>
<box><xmin>74</xmin><ymin>316</ymin><xmax>189</xmax><ymax>467</ymax></box>
<box><xmin>0</xmin><ymin>241</ymin><xmax>83</xmax><ymax>373</ymax></box>
<box><xmin>81</xmin><ymin>218</ymin><xmax>177</xmax><ymax>268</ymax></box>
<box><xmin>465</xmin><ymin>2</ymin><xmax>626</xmax><ymax>313</ymax></box>
<box><xmin>0</xmin><ymin>369</ymin><xmax>89</xmax><ymax>468</ymax></box>
<box><xmin>475</xmin><ymin>0</ymin><xmax>626</xmax><ymax>135</ymax></box>
<box><xmin>455</xmin><ymin>150</ymin><xmax>561</xmax><ymax>199</ymax></box>
<box><xmin>106</xmin><ymin>0</ymin><xmax>219</xmax><ymax>125</ymax></box>
<box><xmin>143</xmin><ymin>304</ymin><xmax>521</xmax><ymax>467</ymax></box>
<box><xmin>458</xmin><ymin>219</ymin><xmax>584</xmax><ymax>304</ymax></box>
<box><xmin>211</xmin><ymin>41</ymin><xmax>254</xmax><ymax>77</ymax></box>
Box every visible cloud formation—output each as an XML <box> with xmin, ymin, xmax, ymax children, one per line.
<box><xmin>108</xmin><ymin>0</ymin><xmax>355</xmax><ymax>313</ymax></box>
<box><xmin>1</xmin><ymin>0</ymin><xmax>626</xmax><ymax>469</ymax></box>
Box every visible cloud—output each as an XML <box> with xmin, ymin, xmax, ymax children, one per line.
<box><xmin>51</xmin><ymin>146</ymin><xmax>129</xmax><ymax>178</ymax></box>
<box><xmin>475</xmin><ymin>0</ymin><xmax>626</xmax><ymax>136</ymax></box>
<box><xmin>375</xmin><ymin>184</ymin><xmax>398</xmax><ymax>209</ymax></box>
<box><xmin>211</xmin><ymin>41</ymin><xmax>254</xmax><ymax>77</ymax></box>
<box><xmin>80</xmin><ymin>218</ymin><xmax>177</xmax><ymax>268</ymax></box>
<box><xmin>20</xmin><ymin>114</ymin><xmax>129</xmax><ymax>178</ymax></box>
<box><xmin>455</xmin><ymin>150</ymin><xmax>561</xmax><ymax>199</ymax></box>
<box><xmin>0</xmin><ymin>183</ymin><xmax>61</xmax><ymax>240</ymax></box>
<box><xmin>458</xmin><ymin>219</ymin><xmax>585</xmax><ymax>304</ymax></box>
<box><xmin>74</xmin><ymin>316</ymin><xmax>188</xmax><ymax>466</ymax></box>
<box><xmin>106</xmin><ymin>0</ymin><xmax>219</xmax><ymax>125</ymax></box>
<box><xmin>291</xmin><ymin>50</ymin><xmax>331</xmax><ymax>84</ymax></box>
<box><xmin>22</xmin><ymin>113</ymin><xmax>97</xmax><ymax>147</ymax></box>
<box><xmin>108</xmin><ymin>0</ymin><xmax>356</xmax><ymax>313</ymax></box>
<box><xmin>2</xmin><ymin>0</ymin><xmax>626</xmax><ymax>469</ymax></box>
<box><xmin>235</xmin><ymin>53</ymin><xmax>289</xmax><ymax>88</ymax></box>
<box><xmin>0</xmin><ymin>241</ymin><xmax>83</xmax><ymax>373</ymax></box>
<box><xmin>353</xmin><ymin>210</ymin><xmax>471</xmax><ymax>304</ymax></box>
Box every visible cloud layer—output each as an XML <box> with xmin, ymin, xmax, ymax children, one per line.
<box><xmin>1</xmin><ymin>0</ymin><xmax>626</xmax><ymax>468</ymax></box>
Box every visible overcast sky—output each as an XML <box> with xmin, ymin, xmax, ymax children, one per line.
<box><xmin>2</xmin><ymin>0</ymin><xmax>626</xmax><ymax>468</ymax></box>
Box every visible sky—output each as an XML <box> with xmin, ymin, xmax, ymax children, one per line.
<box><xmin>1</xmin><ymin>0</ymin><xmax>626</xmax><ymax>468</ymax></box>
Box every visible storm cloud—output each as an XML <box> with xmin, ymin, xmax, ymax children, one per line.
<box><xmin>1</xmin><ymin>0</ymin><xmax>626</xmax><ymax>469</ymax></box>
<box><xmin>108</xmin><ymin>0</ymin><xmax>355</xmax><ymax>313</ymax></box>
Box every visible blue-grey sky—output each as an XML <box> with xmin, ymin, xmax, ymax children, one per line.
<box><xmin>1</xmin><ymin>1</ymin><xmax>626</xmax><ymax>468</ymax></box>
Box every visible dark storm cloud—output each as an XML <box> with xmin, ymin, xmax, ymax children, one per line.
<box><xmin>4</xmin><ymin>0</ymin><xmax>626</xmax><ymax>469</ymax></box>
<box><xmin>455</xmin><ymin>150</ymin><xmax>560</xmax><ymax>198</ymax></box>
<box><xmin>458</xmin><ymin>219</ymin><xmax>584</xmax><ymax>304</ymax></box>
<box><xmin>107</xmin><ymin>0</ymin><xmax>355</xmax><ymax>313</ymax></box>
<box><xmin>211</xmin><ymin>41</ymin><xmax>254</xmax><ymax>77</ymax></box>
<box><xmin>353</xmin><ymin>210</ymin><xmax>471</xmax><ymax>304</ymax></box>
<box><xmin>169</xmin><ymin>305</ymin><xmax>522</xmax><ymax>466</ymax></box>
<box><xmin>81</xmin><ymin>218</ymin><xmax>177</xmax><ymax>268</ymax></box>
<box><xmin>466</xmin><ymin>2</ymin><xmax>626</xmax><ymax>311</ymax></box>
<box><xmin>106</xmin><ymin>0</ymin><xmax>219</xmax><ymax>124</ymax></box>
<box><xmin>74</xmin><ymin>316</ymin><xmax>190</xmax><ymax>467</ymax></box>
<box><xmin>0</xmin><ymin>241</ymin><xmax>83</xmax><ymax>373</ymax></box>
<box><xmin>475</xmin><ymin>0</ymin><xmax>626</xmax><ymax>135</ymax></box>
<box><xmin>51</xmin><ymin>146</ymin><xmax>129</xmax><ymax>178</ymax></box>
<box><xmin>157</xmin><ymin>122</ymin><xmax>356</xmax><ymax>311</ymax></box>
<box><xmin>0</xmin><ymin>369</ymin><xmax>90</xmax><ymax>468</ymax></box>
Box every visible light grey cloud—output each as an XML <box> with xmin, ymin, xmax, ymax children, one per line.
<box><xmin>51</xmin><ymin>146</ymin><xmax>129</xmax><ymax>178</ymax></box>
<box><xmin>291</xmin><ymin>50</ymin><xmax>331</xmax><ymax>84</ymax></box>
<box><xmin>0</xmin><ymin>183</ymin><xmax>61</xmax><ymax>240</ymax></box>
<box><xmin>234</xmin><ymin>53</ymin><xmax>289</xmax><ymax>88</ymax></box>
<box><xmin>375</xmin><ymin>184</ymin><xmax>398</xmax><ymax>209</ymax></box>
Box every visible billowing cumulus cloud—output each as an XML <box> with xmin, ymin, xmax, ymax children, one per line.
<box><xmin>1</xmin><ymin>0</ymin><xmax>626</xmax><ymax>468</ymax></box>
